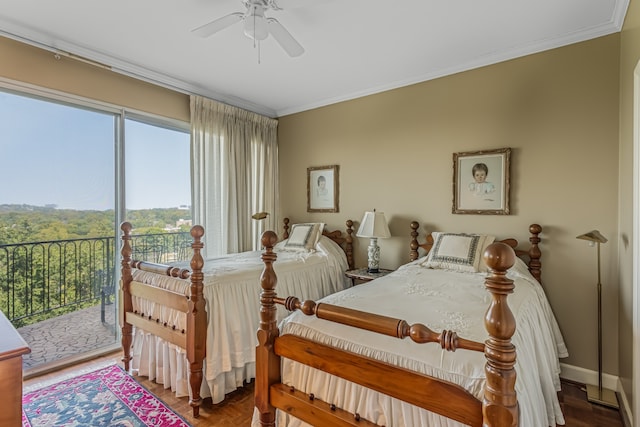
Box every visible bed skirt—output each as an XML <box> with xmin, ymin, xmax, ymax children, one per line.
<box><xmin>130</xmin><ymin>330</ymin><xmax>254</xmax><ymax>404</ymax></box>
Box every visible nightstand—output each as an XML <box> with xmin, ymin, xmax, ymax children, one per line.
<box><xmin>345</xmin><ymin>267</ymin><xmax>395</xmax><ymax>285</ymax></box>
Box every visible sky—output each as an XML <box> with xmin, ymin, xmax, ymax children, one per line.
<box><xmin>0</xmin><ymin>91</ymin><xmax>190</xmax><ymax>211</ymax></box>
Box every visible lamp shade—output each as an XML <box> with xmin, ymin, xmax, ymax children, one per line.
<box><xmin>576</xmin><ymin>230</ymin><xmax>608</xmax><ymax>244</ymax></box>
<box><xmin>356</xmin><ymin>211</ymin><xmax>391</xmax><ymax>239</ymax></box>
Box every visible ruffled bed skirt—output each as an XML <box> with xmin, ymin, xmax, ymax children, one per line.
<box><xmin>130</xmin><ymin>329</ymin><xmax>255</xmax><ymax>404</ymax></box>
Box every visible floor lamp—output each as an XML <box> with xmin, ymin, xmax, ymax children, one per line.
<box><xmin>576</xmin><ymin>230</ymin><xmax>619</xmax><ymax>408</ymax></box>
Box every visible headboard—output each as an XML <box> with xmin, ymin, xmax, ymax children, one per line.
<box><xmin>409</xmin><ymin>221</ymin><xmax>543</xmax><ymax>283</ymax></box>
<box><xmin>282</xmin><ymin>218</ymin><xmax>355</xmax><ymax>270</ymax></box>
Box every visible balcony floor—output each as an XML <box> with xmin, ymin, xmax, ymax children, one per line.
<box><xmin>18</xmin><ymin>303</ymin><xmax>119</xmax><ymax>375</ymax></box>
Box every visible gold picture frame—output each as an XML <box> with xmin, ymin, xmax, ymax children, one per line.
<box><xmin>307</xmin><ymin>165</ymin><xmax>339</xmax><ymax>213</ymax></box>
<box><xmin>453</xmin><ymin>148</ymin><xmax>511</xmax><ymax>215</ymax></box>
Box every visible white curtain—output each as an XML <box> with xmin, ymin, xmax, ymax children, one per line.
<box><xmin>190</xmin><ymin>95</ymin><xmax>279</xmax><ymax>257</ymax></box>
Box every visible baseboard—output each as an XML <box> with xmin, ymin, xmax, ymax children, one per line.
<box><xmin>559</xmin><ymin>363</ymin><xmax>618</xmax><ymax>389</ymax></box>
<box><xmin>23</xmin><ymin>343</ymin><xmax>121</xmax><ymax>380</ymax></box>
<box><xmin>616</xmin><ymin>377</ymin><xmax>633</xmax><ymax>427</ymax></box>
<box><xmin>560</xmin><ymin>363</ymin><xmax>633</xmax><ymax>426</ymax></box>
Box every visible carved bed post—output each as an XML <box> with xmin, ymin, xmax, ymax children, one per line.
<box><xmin>409</xmin><ymin>221</ymin><xmax>434</xmax><ymax>262</ymax></box>
<box><xmin>527</xmin><ymin>224</ymin><xmax>542</xmax><ymax>283</ymax></box>
<box><xmin>186</xmin><ymin>225</ymin><xmax>206</xmax><ymax>418</ymax></box>
<box><xmin>345</xmin><ymin>219</ymin><xmax>355</xmax><ymax>270</ymax></box>
<box><xmin>482</xmin><ymin>242</ymin><xmax>518</xmax><ymax>427</ymax></box>
<box><xmin>255</xmin><ymin>231</ymin><xmax>280</xmax><ymax>427</ymax></box>
<box><xmin>120</xmin><ymin>222</ymin><xmax>134</xmax><ymax>371</ymax></box>
<box><xmin>409</xmin><ymin>221</ymin><xmax>420</xmax><ymax>261</ymax></box>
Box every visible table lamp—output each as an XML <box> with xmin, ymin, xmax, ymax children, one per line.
<box><xmin>356</xmin><ymin>210</ymin><xmax>391</xmax><ymax>273</ymax></box>
<box><xmin>576</xmin><ymin>229</ymin><xmax>618</xmax><ymax>408</ymax></box>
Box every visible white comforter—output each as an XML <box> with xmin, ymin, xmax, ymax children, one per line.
<box><xmin>254</xmin><ymin>257</ymin><xmax>568</xmax><ymax>427</ymax></box>
<box><xmin>129</xmin><ymin>236</ymin><xmax>351</xmax><ymax>403</ymax></box>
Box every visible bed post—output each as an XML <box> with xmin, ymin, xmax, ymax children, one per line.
<box><xmin>527</xmin><ymin>224</ymin><xmax>542</xmax><ymax>283</ymax></box>
<box><xmin>283</xmin><ymin>217</ymin><xmax>290</xmax><ymax>239</ymax></box>
<box><xmin>345</xmin><ymin>219</ymin><xmax>355</xmax><ymax>269</ymax></box>
<box><xmin>120</xmin><ymin>222</ymin><xmax>134</xmax><ymax>371</ymax></box>
<box><xmin>255</xmin><ymin>231</ymin><xmax>280</xmax><ymax>427</ymax></box>
<box><xmin>410</xmin><ymin>221</ymin><xmax>420</xmax><ymax>261</ymax></box>
<box><xmin>482</xmin><ymin>242</ymin><xmax>518</xmax><ymax>427</ymax></box>
<box><xmin>186</xmin><ymin>225</ymin><xmax>206</xmax><ymax>418</ymax></box>
<box><xmin>409</xmin><ymin>221</ymin><xmax>434</xmax><ymax>262</ymax></box>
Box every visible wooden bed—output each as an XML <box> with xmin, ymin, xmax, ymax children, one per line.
<box><xmin>254</xmin><ymin>223</ymin><xmax>566</xmax><ymax>427</ymax></box>
<box><xmin>119</xmin><ymin>219</ymin><xmax>355</xmax><ymax>417</ymax></box>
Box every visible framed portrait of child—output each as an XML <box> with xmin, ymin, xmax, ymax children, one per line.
<box><xmin>307</xmin><ymin>165</ymin><xmax>339</xmax><ymax>212</ymax></box>
<box><xmin>453</xmin><ymin>148</ymin><xmax>511</xmax><ymax>215</ymax></box>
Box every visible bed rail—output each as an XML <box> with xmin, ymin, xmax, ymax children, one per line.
<box><xmin>256</xmin><ymin>230</ymin><xmax>518</xmax><ymax>427</ymax></box>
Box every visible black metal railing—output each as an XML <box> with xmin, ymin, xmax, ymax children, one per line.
<box><xmin>0</xmin><ymin>231</ymin><xmax>191</xmax><ymax>327</ymax></box>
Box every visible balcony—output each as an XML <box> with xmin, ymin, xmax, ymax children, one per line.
<box><xmin>19</xmin><ymin>303</ymin><xmax>118</xmax><ymax>374</ymax></box>
<box><xmin>0</xmin><ymin>231</ymin><xmax>192</xmax><ymax>373</ymax></box>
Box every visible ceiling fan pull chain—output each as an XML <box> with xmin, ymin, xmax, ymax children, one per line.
<box><xmin>252</xmin><ymin>11</ymin><xmax>257</xmax><ymax>49</ymax></box>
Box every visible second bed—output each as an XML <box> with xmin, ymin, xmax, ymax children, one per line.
<box><xmin>120</xmin><ymin>219</ymin><xmax>355</xmax><ymax>414</ymax></box>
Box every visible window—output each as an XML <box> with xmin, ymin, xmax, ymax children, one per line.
<box><xmin>124</xmin><ymin>117</ymin><xmax>190</xmax><ymax>213</ymax></box>
<box><xmin>124</xmin><ymin>117</ymin><xmax>192</xmax><ymax>262</ymax></box>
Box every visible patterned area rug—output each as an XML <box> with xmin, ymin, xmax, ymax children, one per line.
<box><xmin>22</xmin><ymin>364</ymin><xmax>190</xmax><ymax>426</ymax></box>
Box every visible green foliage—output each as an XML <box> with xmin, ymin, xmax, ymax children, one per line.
<box><xmin>0</xmin><ymin>205</ymin><xmax>192</xmax><ymax>245</ymax></box>
<box><xmin>0</xmin><ymin>204</ymin><xmax>192</xmax><ymax>327</ymax></box>
<box><xmin>125</xmin><ymin>208</ymin><xmax>192</xmax><ymax>229</ymax></box>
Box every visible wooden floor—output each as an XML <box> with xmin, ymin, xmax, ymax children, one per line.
<box><xmin>24</xmin><ymin>351</ymin><xmax>625</xmax><ymax>427</ymax></box>
<box><xmin>558</xmin><ymin>379</ymin><xmax>626</xmax><ymax>427</ymax></box>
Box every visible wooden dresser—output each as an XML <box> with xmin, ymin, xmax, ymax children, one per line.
<box><xmin>0</xmin><ymin>310</ymin><xmax>31</xmax><ymax>426</ymax></box>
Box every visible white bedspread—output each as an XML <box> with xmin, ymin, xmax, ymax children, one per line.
<box><xmin>129</xmin><ymin>236</ymin><xmax>351</xmax><ymax>403</ymax></box>
<box><xmin>254</xmin><ymin>257</ymin><xmax>568</xmax><ymax>427</ymax></box>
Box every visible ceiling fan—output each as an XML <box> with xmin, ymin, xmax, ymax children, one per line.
<box><xmin>192</xmin><ymin>0</ymin><xmax>304</xmax><ymax>57</ymax></box>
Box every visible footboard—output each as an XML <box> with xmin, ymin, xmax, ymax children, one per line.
<box><xmin>255</xmin><ymin>231</ymin><xmax>519</xmax><ymax>427</ymax></box>
<box><xmin>120</xmin><ymin>222</ymin><xmax>206</xmax><ymax>417</ymax></box>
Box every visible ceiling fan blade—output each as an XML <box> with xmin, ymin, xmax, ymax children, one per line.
<box><xmin>267</xmin><ymin>18</ymin><xmax>304</xmax><ymax>57</ymax></box>
<box><xmin>192</xmin><ymin>12</ymin><xmax>244</xmax><ymax>38</ymax></box>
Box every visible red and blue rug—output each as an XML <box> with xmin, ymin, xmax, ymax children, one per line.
<box><xmin>22</xmin><ymin>364</ymin><xmax>191</xmax><ymax>426</ymax></box>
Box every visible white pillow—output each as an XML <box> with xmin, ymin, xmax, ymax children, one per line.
<box><xmin>315</xmin><ymin>235</ymin><xmax>349</xmax><ymax>272</ymax></box>
<box><xmin>421</xmin><ymin>232</ymin><xmax>495</xmax><ymax>273</ymax></box>
<box><xmin>282</xmin><ymin>223</ymin><xmax>325</xmax><ymax>251</ymax></box>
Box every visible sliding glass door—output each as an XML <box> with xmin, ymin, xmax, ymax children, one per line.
<box><xmin>0</xmin><ymin>89</ymin><xmax>119</xmax><ymax>372</ymax></box>
<box><xmin>0</xmin><ymin>87</ymin><xmax>191</xmax><ymax>373</ymax></box>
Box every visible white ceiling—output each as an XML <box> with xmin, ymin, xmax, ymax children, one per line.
<box><xmin>0</xmin><ymin>0</ymin><xmax>629</xmax><ymax>118</ymax></box>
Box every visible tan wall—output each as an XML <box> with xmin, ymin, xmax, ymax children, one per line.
<box><xmin>618</xmin><ymin>0</ymin><xmax>640</xmax><ymax>410</ymax></box>
<box><xmin>0</xmin><ymin>36</ymin><xmax>190</xmax><ymax>121</ymax></box>
<box><xmin>278</xmin><ymin>35</ymin><xmax>621</xmax><ymax>374</ymax></box>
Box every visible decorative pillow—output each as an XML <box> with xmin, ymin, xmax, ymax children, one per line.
<box><xmin>282</xmin><ymin>223</ymin><xmax>325</xmax><ymax>251</ymax></box>
<box><xmin>421</xmin><ymin>232</ymin><xmax>495</xmax><ymax>273</ymax></box>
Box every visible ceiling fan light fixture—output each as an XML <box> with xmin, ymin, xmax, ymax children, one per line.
<box><xmin>243</xmin><ymin>5</ymin><xmax>269</xmax><ymax>41</ymax></box>
<box><xmin>191</xmin><ymin>0</ymin><xmax>303</xmax><ymax>57</ymax></box>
